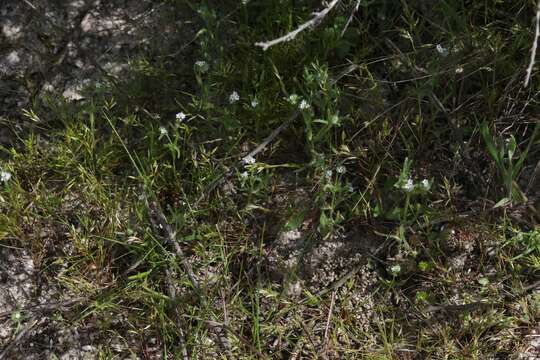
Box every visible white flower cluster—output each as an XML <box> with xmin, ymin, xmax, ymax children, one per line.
<box><xmin>288</xmin><ymin>94</ymin><xmax>300</xmax><ymax>105</ymax></box>
<box><xmin>402</xmin><ymin>178</ymin><xmax>414</xmax><ymax>192</ymax></box>
<box><xmin>242</xmin><ymin>155</ymin><xmax>256</xmax><ymax>165</ymax></box>
<box><xmin>240</xmin><ymin>154</ymin><xmax>256</xmax><ymax>179</ymax></box>
<box><xmin>325</xmin><ymin>170</ymin><xmax>333</xmax><ymax>179</ymax></box>
<box><xmin>288</xmin><ymin>94</ymin><xmax>311</xmax><ymax>111</ymax></box>
<box><xmin>0</xmin><ymin>170</ymin><xmax>12</xmax><ymax>183</ymax></box>
<box><xmin>159</xmin><ymin>126</ymin><xmax>168</xmax><ymax>136</ymax></box>
<box><xmin>298</xmin><ymin>99</ymin><xmax>310</xmax><ymax>110</ymax></box>
<box><xmin>436</xmin><ymin>44</ymin><xmax>449</xmax><ymax>57</ymax></box>
<box><xmin>195</xmin><ymin>60</ymin><xmax>209</xmax><ymax>72</ymax></box>
<box><xmin>176</xmin><ymin>112</ymin><xmax>186</xmax><ymax>121</ymax></box>
<box><xmin>390</xmin><ymin>264</ymin><xmax>401</xmax><ymax>275</ymax></box>
<box><xmin>229</xmin><ymin>91</ymin><xmax>240</xmax><ymax>104</ymax></box>
<box><xmin>400</xmin><ymin>178</ymin><xmax>430</xmax><ymax>192</ymax></box>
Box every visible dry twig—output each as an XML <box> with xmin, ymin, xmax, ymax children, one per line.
<box><xmin>524</xmin><ymin>0</ymin><xmax>540</xmax><ymax>87</ymax></box>
<box><xmin>0</xmin><ymin>297</ymin><xmax>86</xmax><ymax>320</ymax></box>
<box><xmin>255</xmin><ymin>0</ymin><xmax>341</xmax><ymax>51</ymax></box>
<box><xmin>322</xmin><ymin>291</ymin><xmax>336</xmax><ymax>357</ymax></box>
<box><xmin>340</xmin><ymin>0</ymin><xmax>361</xmax><ymax>37</ymax></box>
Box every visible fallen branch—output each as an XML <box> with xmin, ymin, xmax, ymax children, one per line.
<box><xmin>524</xmin><ymin>0</ymin><xmax>540</xmax><ymax>87</ymax></box>
<box><xmin>255</xmin><ymin>0</ymin><xmax>341</xmax><ymax>51</ymax></box>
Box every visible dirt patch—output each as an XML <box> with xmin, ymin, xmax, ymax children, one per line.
<box><xmin>0</xmin><ymin>0</ymin><xmax>197</xmax><ymax>146</ymax></box>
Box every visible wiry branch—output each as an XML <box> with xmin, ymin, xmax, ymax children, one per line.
<box><xmin>146</xmin><ymin>200</ymin><xmax>231</xmax><ymax>356</ymax></box>
<box><xmin>340</xmin><ymin>0</ymin><xmax>361</xmax><ymax>37</ymax></box>
<box><xmin>524</xmin><ymin>0</ymin><xmax>540</xmax><ymax>87</ymax></box>
<box><xmin>255</xmin><ymin>0</ymin><xmax>341</xmax><ymax>51</ymax></box>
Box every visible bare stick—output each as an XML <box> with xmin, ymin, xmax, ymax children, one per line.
<box><xmin>245</xmin><ymin>112</ymin><xmax>299</xmax><ymax>160</ymax></box>
<box><xmin>0</xmin><ymin>297</ymin><xmax>85</xmax><ymax>320</ymax></box>
<box><xmin>425</xmin><ymin>276</ymin><xmax>540</xmax><ymax>315</ymax></box>
<box><xmin>148</xmin><ymin>200</ymin><xmax>200</xmax><ymax>290</ymax></box>
<box><xmin>255</xmin><ymin>0</ymin><xmax>341</xmax><ymax>51</ymax></box>
<box><xmin>425</xmin><ymin>301</ymin><xmax>495</xmax><ymax>313</ymax></box>
<box><xmin>525</xmin><ymin>0</ymin><xmax>540</xmax><ymax>87</ymax></box>
<box><xmin>341</xmin><ymin>0</ymin><xmax>361</xmax><ymax>37</ymax></box>
<box><xmin>194</xmin><ymin>111</ymin><xmax>300</xmax><ymax>206</ymax></box>
<box><xmin>322</xmin><ymin>291</ymin><xmax>336</xmax><ymax>356</ymax></box>
<box><xmin>526</xmin><ymin>159</ymin><xmax>540</xmax><ymax>194</ymax></box>
<box><xmin>164</xmin><ymin>267</ymin><xmax>189</xmax><ymax>360</ymax></box>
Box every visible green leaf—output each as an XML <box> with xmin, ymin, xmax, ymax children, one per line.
<box><xmin>318</xmin><ymin>211</ymin><xmax>332</xmax><ymax>235</ymax></box>
<box><xmin>284</xmin><ymin>211</ymin><xmax>307</xmax><ymax>231</ymax></box>
<box><xmin>128</xmin><ymin>270</ymin><xmax>152</xmax><ymax>281</ymax></box>
<box><xmin>478</xmin><ymin>277</ymin><xmax>490</xmax><ymax>286</ymax></box>
<box><xmin>416</xmin><ymin>291</ymin><xmax>428</xmax><ymax>302</ymax></box>
<box><xmin>418</xmin><ymin>261</ymin><xmax>431</xmax><ymax>271</ymax></box>
<box><xmin>480</xmin><ymin>122</ymin><xmax>501</xmax><ymax>166</ymax></box>
<box><xmin>514</xmin><ymin>122</ymin><xmax>540</xmax><ymax>176</ymax></box>
<box><xmin>493</xmin><ymin>197</ymin><xmax>511</xmax><ymax>208</ymax></box>
<box><xmin>507</xmin><ymin>135</ymin><xmax>517</xmax><ymax>160</ymax></box>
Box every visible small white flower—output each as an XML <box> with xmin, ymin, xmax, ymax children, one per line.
<box><xmin>421</xmin><ymin>179</ymin><xmax>430</xmax><ymax>190</ymax></box>
<box><xmin>175</xmin><ymin>112</ymin><xmax>186</xmax><ymax>121</ymax></box>
<box><xmin>402</xmin><ymin>178</ymin><xmax>414</xmax><ymax>192</ymax></box>
<box><xmin>11</xmin><ymin>311</ymin><xmax>22</xmax><ymax>321</ymax></box>
<box><xmin>390</xmin><ymin>264</ymin><xmax>401</xmax><ymax>275</ymax></box>
<box><xmin>229</xmin><ymin>91</ymin><xmax>240</xmax><ymax>104</ymax></box>
<box><xmin>455</xmin><ymin>66</ymin><xmax>464</xmax><ymax>74</ymax></box>
<box><xmin>436</xmin><ymin>44</ymin><xmax>449</xmax><ymax>57</ymax></box>
<box><xmin>240</xmin><ymin>171</ymin><xmax>249</xmax><ymax>178</ymax></box>
<box><xmin>159</xmin><ymin>126</ymin><xmax>168</xmax><ymax>136</ymax></box>
<box><xmin>0</xmin><ymin>170</ymin><xmax>12</xmax><ymax>183</ymax></box>
<box><xmin>288</xmin><ymin>94</ymin><xmax>300</xmax><ymax>105</ymax></box>
<box><xmin>242</xmin><ymin>155</ymin><xmax>255</xmax><ymax>165</ymax></box>
<box><xmin>336</xmin><ymin>165</ymin><xmax>346</xmax><ymax>174</ymax></box>
<box><xmin>298</xmin><ymin>99</ymin><xmax>310</xmax><ymax>110</ymax></box>
<box><xmin>250</xmin><ymin>99</ymin><xmax>259</xmax><ymax>108</ymax></box>
<box><xmin>325</xmin><ymin>170</ymin><xmax>333</xmax><ymax>179</ymax></box>
<box><xmin>195</xmin><ymin>60</ymin><xmax>209</xmax><ymax>72</ymax></box>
